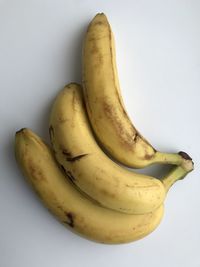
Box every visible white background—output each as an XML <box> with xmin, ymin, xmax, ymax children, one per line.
<box><xmin>0</xmin><ymin>0</ymin><xmax>200</xmax><ymax>266</ymax></box>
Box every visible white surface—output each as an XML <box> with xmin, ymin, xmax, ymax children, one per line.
<box><xmin>0</xmin><ymin>0</ymin><xmax>200</xmax><ymax>266</ymax></box>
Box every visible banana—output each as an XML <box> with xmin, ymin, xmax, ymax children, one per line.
<box><xmin>82</xmin><ymin>13</ymin><xmax>190</xmax><ymax>168</ymax></box>
<box><xmin>49</xmin><ymin>83</ymin><xmax>193</xmax><ymax>215</ymax></box>
<box><xmin>15</xmin><ymin>128</ymin><xmax>164</xmax><ymax>244</ymax></box>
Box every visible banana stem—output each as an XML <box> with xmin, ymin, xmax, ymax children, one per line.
<box><xmin>154</xmin><ymin>151</ymin><xmax>193</xmax><ymax>169</ymax></box>
<box><xmin>161</xmin><ymin>162</ymin><xmax>193</xmax><ymax>193</ymax></box>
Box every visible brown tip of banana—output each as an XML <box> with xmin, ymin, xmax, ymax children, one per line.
<box><xmin>95</xmin><ymin>13</ymin><xmax>106</xmax><ymax>17</ymax></box>
<box><xmin>64</xmin><ymin>83</ymin><xmax>81</xmax><ymax>89</ymax></box>
<box><xmin>178</xmin><ymin>151</ymin><xmax>194</xmax><ymax>172</ymax></box>
<box><xmin>178</xmin><ymin>151</ymin><xmax>193</xmax><ymax>161</ymax></box>
<box><xmin>16</xmin><ymin>128</ymin><xmax>27</xmax><ymax>135</ymax></box>
<box><xmin>92</xmin><ymin>13</ymin><xmax>108</xmax><ymax>23</ymax></box>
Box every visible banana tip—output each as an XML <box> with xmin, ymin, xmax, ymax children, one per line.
<box><xmin>16</xmin><ymin>128</ymin><xmax>27</xmax><ymax>135</ymax></box>
<box><xmin>178</xmin><ymin>151</ymin><xmax>193</xmax><ymax>161</ymax></box>
<box><xmin>96</xmin><ymin>12</ymin><xmax>105</xmax><ymax>16</ymax></box>
<box><xmin>93</xmin><ymin>13</ymin><xmax>107</xmax><ymax>20</ymax></box>
<box><xmin>64</xmin><ymin>82</ymin><xmax>80</xmax><ymax>89</ymax></box>
<box><xmin>178</xmin><ymin>151</ymin><xmax>194</xmax><ymax>172</ymax></box>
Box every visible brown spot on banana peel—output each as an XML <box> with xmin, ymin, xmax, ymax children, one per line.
<box><xmin>103</xmin><ymin>101</ymin><xmax>138</xmax><ymax>150</ymax></box>
<box><xmin>86</xmin><ymin>88</ymin><xmax>156</xmax><ymax>161</ymax></box>
<box><xmin>56</xmin><ymin>205</ymin><xmax>76</xmax><ymax>228</ymax></box>
<box><xmin>62</xmin><ymin>148</ymin><xmax>89</xmax><ymax>162</ymax></box>
<box><xmin>27</xmin><ymin>159</ymin><xmax>46</xmax><ymax>181</ymax></box>
<box><xmin>63</xmin><ymin>212</ymin><xmax>75</xmax><ymax>228</ymax></box>
<box><xmin>87</xmin><ymin>94</ymin><xmax>155</xmax><ymax>160</ymax></box>
<box><xmin>66</xmin><ymin>154</ymin><xmax>89</xmax><ymax>162</ymax></box>
<box><xmin>133</xmin><ymin>133</ymin><xmax>139</xmax><ymax>142</ymax></box>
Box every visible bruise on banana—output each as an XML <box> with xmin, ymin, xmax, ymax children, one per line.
<box><xmin>103</xmin><ymin>101</ymin><xmax>137</xmax><ymax>149</ymax></box>
<box><xmin>27</xmin><ymin>159</ymin><xmax>46</xmax><ymax>182</ymax></box>
<box><xmin>66</xmin><ymin>154</ymin><xmax>89</xmax><ymax>162</ymax></box>
<box><xmin>49</xmin><ymin>126</ymin><xmax>89</xmax><ymax>162</ymax></box>
<box><xmin>57</xmin><ymin>204</ymin><xmax>75</xmax><ymax>228</ymax></box>
<box><xmin>102</xmin><ymin>96</ymin><xmax>156</xmax><ymax>159</ymax></box>
<box><xmin>62</xmin><ymin>149</ymin><xmax>89</xmax><ymax>162</ymax></box>
<box><xmin>63</xmin><ymin>212</ymin><xmax>75</xmax><ymax>228</ymax></box>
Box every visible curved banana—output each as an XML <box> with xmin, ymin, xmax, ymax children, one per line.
<box><xmin>49</xmin><ymin>83</ymin><xmax>193</xmax><ymax>214</ymax></box>
<box><xmin>15</xmin><ymin>128</ymin><xmax>164</xmax><ymax>244</ymax></box>
<box><xmin>82</xmin><ymin>13</ymin><xmax>189</xmax><ymax>168</ymax></box>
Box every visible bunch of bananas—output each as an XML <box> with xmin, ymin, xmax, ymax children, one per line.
<box><xmin>15</xmin><ymin>13</ymin><xmax>194</xmax><ymax>244</ymax></box>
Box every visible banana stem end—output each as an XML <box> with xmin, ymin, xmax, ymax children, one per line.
<box><xmin>161</xmin><ymin>162</ymin><xmax>193</xmax><ymax>193</ymax></box>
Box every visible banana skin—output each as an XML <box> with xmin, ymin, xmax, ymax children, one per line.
<box><xmin>15</xmin><ymin>128</ymin><xmax>164</xmax><ymax>244</ymax></box>
<box><xmin>13</xmin><ymin>12</ymin><xmax>194</xmax><ymax>245</ymax></box>
<box><xmin>49</xmin><ymin>83</ymin><xmax>166</xmax><ymax>214</ymax></box>
<box><xmin>49</xmin><ymin>83</ymin><xmax>193</xmax><ymax>215</ymax></box>
<box><xmin>82</xmin><ymin>13</ymin><xmax>190</xmax><ymax>169</ymax></box>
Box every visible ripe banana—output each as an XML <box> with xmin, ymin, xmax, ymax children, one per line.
<box><xmin>15</xmin><ymin>129</ymin><xmax>192</xmax><ymax>244</ymax></box>
<box><xmin>49</xmin><ymin>83</ymin><xmax>193</xmax><ymax>215</ymax></box>
<box><xmin>82</xmin><ymin>13</ymin><xmax>189</xmax><ymax>168</ymax></box>
<box><xmin>15</xmin><ymin>128</ymin><xmax>164</xmax><ymax>244</ymax></box>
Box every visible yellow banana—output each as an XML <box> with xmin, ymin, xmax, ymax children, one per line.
<box><xmin>82</xmin><ymin>13</ymin><xmax>190</xmax><ymax>168</ymax></box>
<box><xmin>15</xmin><ymin>128</ymin><xmax>164</xmax><ymax>244</ymax></box>
<box><xmin>49</xmin><ymin>83</ymin><xmax>193</xmax><ymax>215</ymax></box>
